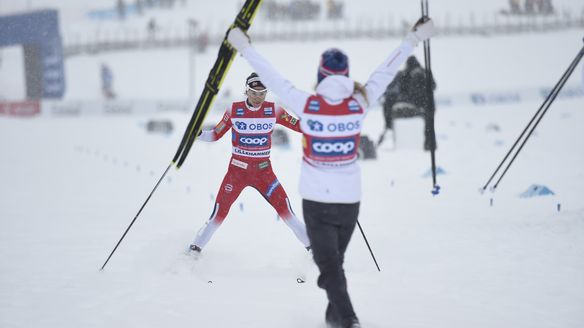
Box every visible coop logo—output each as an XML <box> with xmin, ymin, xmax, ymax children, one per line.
<box><xmin>235</xmin><ymin>121</ymin><xmax>247</xmax><ymax>130</ymax></box>
<box><xmin>234</xmin><ymin>121</ymin><xmax>273</xmax><ymax>131</ymax></box>
<box><xmin>239</xmin><ymin>135</ymin><xmax>269</xmax><ymax>147</ymax></box>
<box><xmin>311</xmin><ymin>138</ymin><xmax>356</xmax><ymax>156</ymax></box>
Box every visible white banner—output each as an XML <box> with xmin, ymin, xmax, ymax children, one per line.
<box><xmin>435</xmin><ymin>84</ymin><xmax>583</xmax><ymax>108</ymax></box>
<box><xmin>39</xmin><ymin>99</ymin><xmax>191</xmax><ymax>118</ymax></box>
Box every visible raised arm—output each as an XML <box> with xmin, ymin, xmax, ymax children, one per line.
<box><xmin>228</xmin><ymin>30</ymin><xmax>311</xmax><ymax>117</ymax></box>
<box><xmin>362</xmin><ymin>42</ymin><xmax>414</xmax><ymax>107</ymax></box>
<box><xmin>360</xmin><ymin>18</ymin><xmax>437</xmax><ymax>109</ymax></box>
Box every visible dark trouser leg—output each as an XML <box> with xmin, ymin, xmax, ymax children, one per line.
<box><xmin>423</xmin><ymin>106</ymin><xmax>436</xmax><ymax>151</ymax></box>
<box><xmin>303</xmin><ymin>199</ymin><xmax>360</xmax><ymax>327</ymax></box>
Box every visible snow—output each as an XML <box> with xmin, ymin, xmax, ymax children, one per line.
<box><xmin>2</xmin><ymin>1</ymin><xmax>584</xmax><ymax>328</ymax></box>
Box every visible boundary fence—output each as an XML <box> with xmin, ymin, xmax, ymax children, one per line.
<box><xmin>2</xmin><ymin>84</ymin><xmax>582</xmax><ymax>119</ymax></box>
<box><xmin>63</xmin><ymin>11</ymin><xmax>584</xmax><ymax>56</ymax></box>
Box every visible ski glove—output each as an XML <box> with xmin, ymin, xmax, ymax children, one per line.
<box><xmin>227</xmin><ymin>27</ymin><xmax>251</xmax><ymax>52</ymax></box>
<box><xmin>404</xmin><ymin>17</ymin><xmax>436</xmax><ymax>47</ymax></box>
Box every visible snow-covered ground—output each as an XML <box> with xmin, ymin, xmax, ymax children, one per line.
<box><xmin>1</xmin><ymin>1</ymin><xmax>584</xmax><ymax>328</ymax></box>
<box><xmin>2</xmin><ymin>94</ymin><xmax>584</xmax><ymax>328</ymax></box>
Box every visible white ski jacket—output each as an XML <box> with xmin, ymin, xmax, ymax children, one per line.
<box><xmin>240</xmin><ymin>42</ymin><xmax>414</xmax><ymax>203</ymax></box>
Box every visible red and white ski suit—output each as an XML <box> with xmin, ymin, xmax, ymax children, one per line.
<box><xmin>192</xmin><ymin>99</ymin><xmax>310</xmax><ymax>249</ymax></box>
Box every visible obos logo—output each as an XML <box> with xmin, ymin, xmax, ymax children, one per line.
<box><xmin>239</xmin><ymin>135</ymin><xmax>269</xmax><ymax>147</ymax></box>
<box><xmin>307</xmin><ymin>120</ymin><xmax>324</xmax><ymax>132</ymax></box>
<box><xmin>235</xmin><ymin>121</ymin><xmax>247</xmax><ymax>130</ymax></box>
<box><xmin>234</xmin><ymin>121</ymin><xmax>273</xmax><ymax>131</ymax></box>
<box><xmin>326</xmin><ymin>120</ymin><xmax>360</xmax><ymax>132</ymax></box>
<box><xmin>248</xmin><ymin>122</ymin><xmax>273</xmax><ymax>131</ymax></box>
<box><xmin>311</xmin><ymin>138</ymin><xmax>356</xmax><ymax>156</ymax></box>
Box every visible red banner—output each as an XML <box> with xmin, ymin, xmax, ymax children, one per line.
<box><xmin>0</xmin><ymin>101</ymin><xmax>41</xmax><ymax>117</ymax></box>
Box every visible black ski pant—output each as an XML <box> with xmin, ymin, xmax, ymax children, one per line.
<box><xmin>303</xmin><ymin>199</ymin><xmax>360</xmax><ymax>327</ymax></box>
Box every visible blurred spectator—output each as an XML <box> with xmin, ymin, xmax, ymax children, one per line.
<box><xmin>525</xmin><ymin>0</ymin><xmax>536</xmax><ymax>14</ymax></box>
<box><xmin>289</xmin><ymin>0</ymin><xmax>320</xmax><ymax>20</ymax></box>
<box><xmin>197</xmin><ymin>32</ymin><xmax>209</xmax><ymax>53</ymax></box>
<box><xmin>147</xmin><ymin>18</ymin><xmax>158</xmax><ymax>40</ymax></box>
<box><xmin>187</xmin><ymin>19</ymin><xmax>207</xmax><ymax>52</ymax></box>
<box><xmin>160</xmin><ymin>0</ymin><xmax>176</xmax><ymax>8</ymax></box>
<box><xmin>264</xmin><ymin>0</ymin><xmax>320</xmax><ymax>21</ymax></box>
<box><xmin>505</xmin><ymin>0</ymin><xmax>554</xmax><ymax>15</ymax></box>
<box><xmin>380</xmin><ymin>56</ymin><xmax>436</xmax><ymax>150</ymax></box>
<box><xmin>117</xmin><ymin>0</ymin><xmax>126</xmax><ymax>20</ymax></box>
<box><xmin>265</xmin><ymin>1</ymin><xmax>279</xmax><ymax>20</ymax></box>
<box><xmin>536</xmin><ymin>0</ymin><xmax>554</xmax><ymax>14</ymax></box>
<box><xmin>135</xmin><ymin>0</ymin><xmax>144</xmax><ymax>15</ymax></box>
<box><xmin>101</xmin><ymin>63</ymin><xmax>116</xmax><ymax>99</ymax></box>
<box><xmin>326</xmin><ymin>0</ymin><xmax>344</xmax><ymax>20</ymax></box>
<box><xmin>509</xmin><ymin>0</ymin><xmax>521</xmax><ymax>14</ymax></box>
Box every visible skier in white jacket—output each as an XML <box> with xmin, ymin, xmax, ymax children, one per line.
<box><xmin>227</xmin><ymin>17</ymin><xmax>436</xmax><ymax>328</ymax></box>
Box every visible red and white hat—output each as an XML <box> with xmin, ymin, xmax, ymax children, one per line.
<box><xmin>317</xmin><ymin>48</ymin><xmax>349</xmax><ymax>83</ymax></box>
<box><xmin>246</xmin><ymin>72</ymin><xmax>267</xmax><ymax>91</ymax></box>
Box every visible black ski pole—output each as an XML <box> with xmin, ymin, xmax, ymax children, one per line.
<box><xmin>482</xmin><ymin>44</ymin><xmax>584</xmax><ymax>192</ymax></box>
<box><xmin>480</xmin><ymin>44</ymin><xmax>584</xmax><ymax>192</ymax></box>
<box><xmin>490</xmin><ymin>45</ymin><xmax>584</xmax><ymax>190</ymax></box>
<box><xmin>357</xmin><ymin>221</ymin><xmax>381</xmax><ymax>272</ymax></box>
<box><xmin>99</xmin><ymin>0</ymin><xmax>264</xmax><ymax>271</ymax></box>
<box><xmin>421</xmin><ymin>0</ymin><xmax>440</xmax><ymax>195</ymax></box>
<box><xmin>100</xmin><ymin>163</ymin><xmax>172</xmax><ymax>271</ymax></box>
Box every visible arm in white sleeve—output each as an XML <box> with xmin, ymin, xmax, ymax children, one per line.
<box><xmin>363</xmin><ymin>41</ymin><xmax>414</xmax><ymax>108</ymax></box>
<box><xmin>197</xmin><ymin>107</ymin><xmax>232</xmax><ymax>142</ymax></box>
<box><xmin>198</xmin><ymin>130</ymin><xmax>216</xmax><ymax>142</ymax></box>
<box><xmin>240</xmin><ymin>47</ymin><xmax>311</xmax><ymax>116</ymax></box>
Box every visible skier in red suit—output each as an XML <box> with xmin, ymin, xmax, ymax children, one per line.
<box><xmin>189</xmin><ymin>73</ymin><xmax>310</xmax><ymax>253</ymax></box>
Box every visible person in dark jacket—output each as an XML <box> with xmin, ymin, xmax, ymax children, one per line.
<box><xmin>380</xmin><ymin>56</ymin><xmax>436</xmax><ymax>150</ymax></box>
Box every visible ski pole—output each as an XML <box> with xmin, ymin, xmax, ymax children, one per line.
<box><xmin>100</xmin><ymin>0</ymin><xmax>264</xmax><ymax>271</ymax></box>
<box><xmin>100</xmin><ymin>163</ymin><xmax>172</xmax><ymax>271</ymax></box>
<box><xmin>421</xmin><ymin>0</ymin><xmax>440</xmax><ymax>196</ymax></box>
<box><xmin>490</xmin><ymin>45</ymin><xmax>584</xmax><ymax>190</ymax></box>
<box><xmin>481</xmin><ymin>44</ymin><xmax>584</xmax><ymax>191</ymax></box>
<box><xmin>357</xmin><ymin>221</ymin><xmax>381</xmax><ymax>272</ymax></box>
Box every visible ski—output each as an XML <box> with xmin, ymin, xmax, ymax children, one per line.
<box><xmin>99</xmin><ymin>0</ymin><xmax>263</xmax><ymax>271</ymax></box>
<box><xmin>173</xmin><ymin>0</ymin><xmax>263</xmax><ymax>169</ymax></box>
